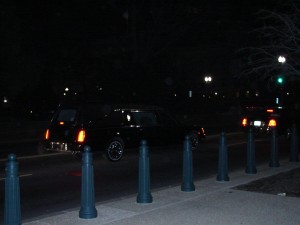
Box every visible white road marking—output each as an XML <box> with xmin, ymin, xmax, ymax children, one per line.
<box><xmin>0</xmin><ymin>173</ymin><xmax>32</xmax><ymax>181</ymax></box>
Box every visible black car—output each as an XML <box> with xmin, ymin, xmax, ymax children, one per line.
<box><xmin>241</xmin><ymin>105</ymin><xmax>297</xmax><ymax>137</ymax></box>
<box><xmin>43</xmin><ymin>103</ymin><xmax>205</xmax><ymax>161</ymax></box>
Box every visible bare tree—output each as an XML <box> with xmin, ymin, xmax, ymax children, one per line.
<box><xmin>237</xmin><ymin>0</ymin><xmax>300</xmax><ymax>89</ymax></box>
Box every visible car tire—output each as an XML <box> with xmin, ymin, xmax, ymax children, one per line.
<box><xmin>189</xmin><ymin>132</ymin><xmax>199</xmax><ymax>150</ymax></box>
<box><xmin>106</xmin><ymin>138</ymin><xmax>125</xmax><ymax>162</ymax></box>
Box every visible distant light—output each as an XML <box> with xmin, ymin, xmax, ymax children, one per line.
<box><xmin>214</xmin><ymin>92</ymin><xmax>218</xmax><ymax>95</ymax></box>
<box><xmin>277</xmin><ymin>76</ymin><xmax>284</xmax><ymax>84</ymax></box>
<box><xmin>63</xmin><ymin>93</ymin><xmax>66</xmax><ymax>96</ymax></box>
<box><xmin>3</xmin><ymin>97</ymin><xmax>8</xmax><ymax>103</ymax></box>
<box><xmin>174</xmin><ymin>93</ymin><xmax>177</xmax><ymax>97</ymax></box>
<box><xmin>278</xmin><ymin>56</ymin><xmax>286</xmax><ymax>63</ymax></box>
<box><xmin>189</xmin><ymin>90</ymin><xmax>192</xmax><ymax>98</ymax></box>
<box><xmin>204</xmin><ymin>76</ymin><xmax>212</xmax><ymax>83</ymax></box>
<box><xmin>65</xmin><ymin>87</ymin><xmax>69</xmax><ymax>92</ymax></box>
<box><xmin>269</xmin><ymin>119</ymin><xmax>277</xmax><ymax>127</ymax></box>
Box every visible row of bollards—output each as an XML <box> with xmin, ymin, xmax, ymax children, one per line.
<box><xmin>216</xmin><ymin>124</ymin><xmax>299</xmax><ymax>183</ymax></box>
<box><xmin>4</xmin><ymin>125</ymin><xmax>299</xmax><ymax>221</ymax></box>
<box><xmin>3</xmin><ymin>146</ymin><xmax>98</xmax><ymax>224</ymax></box>
<box><xmin>136</xmin><ymin>135</ymin><xmax>196</xmax><ymax>205</ymax></box>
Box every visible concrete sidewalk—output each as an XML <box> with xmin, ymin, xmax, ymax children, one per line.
<box><xmin>24</xmin><ymin>160</ymin><xmax>300</xmax><ymax>225</ymax></box>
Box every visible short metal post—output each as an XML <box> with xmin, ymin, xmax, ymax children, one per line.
<box><xmin>79</xmin><ymin>146</ymin><xmax>97</xmax><ymax>219</ymax></box>
<box><xmin>137</xmin><ymin>140</ymin><xmax>152</xmax><ymax>203</ymax></box>
<box><xmin>4</xmin><ymin>154</ymin><xmax>21</xmax><ymax>225</ymax></box>
<box><xmin>290</xmin><ymin>124</ymin><xmax>299</xmax><ymax>162</ymax></box>
<box><xmin>216</xmin><ymin>132</ymin><xmax>230</xmax><ymax>182</ymax></box>
<box><xmin>269</xmin><ymin>127</ymin><xmax>280</xmax><ymax>167</ymax></box>
<box><xmin>245</xmin><ymin>128</ymin><xmax>257</xmax><ymax>174</ymax></box>
<box><xmin>181</xmin><ymin>135</ymin><xmax>195</xmax><ymax>192</ymax></box>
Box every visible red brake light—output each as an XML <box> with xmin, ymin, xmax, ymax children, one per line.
<box><xmin>201</xmin><ymin>128</ymin><xmax>206</xmax><ymax>136</ymax></box>
<box><xmin>242</xmin><ymin>118</ymin><xmax>247</xmax><ymax>127</ymax></box>
<box><xmin>268</xmin><ymin>119</ymin><xmax>277</xmax><ymax>127</ymax></box>
<box><xmin>45</xmin><ymin>129</ymin><xmax>50</xmax><ymax>140</ymax></box>
<box><xmin>77</xmin><ymin>130</ymin><xmax>86</xmax><ymax>143</ymax></box>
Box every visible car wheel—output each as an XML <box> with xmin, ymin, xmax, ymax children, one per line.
<box><xmin>189</xmin><ymin>132</ymin><xmax>199</xmax><ymax>150</ymax></box>
<box><xmin>106</xmin><ymin>138</ymin><xmax>124</xmax><ymax>162</ymax></box>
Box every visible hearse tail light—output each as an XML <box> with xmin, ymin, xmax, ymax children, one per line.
<box><xmin>201</xmin><ymin>127</ymin><xmax>206</xmax><ymax>136</ymax></box>
<box><xmin>77</xmin><ymin>129</ymin><xmax>86</xmax><ymax>143</ymax></box>
<box><xmin>242</xmin><ymin>118</ymin><xmax>247</xmax><ymax>127</ymax></box>
<box><xmin>268</xmin><ymin>119</ymin><xmax>277</xmax><ymax>127</ymax></box>
<box><xmin>45</xmin><ymin>129</ymin><xmax>50</xmax><ymax>140</ymax></box>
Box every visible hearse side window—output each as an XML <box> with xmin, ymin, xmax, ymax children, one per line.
<box><xmin>158</xmin><ymin>111</ymin><xmax>177</xmax><ymax>126</ymax></box>
<box><xmin>82</xmin><ymin>105</ymin><xmax>126</xmax><ymax>126</ymax></box>
<box><xmin>104</xmin><ymin>110</ymin><xmax>125</xmax><ymax>126</ymax></box>
<box><xmin>131</xmin><ymin>111</ymin><xmax>158</xmax><ymax>126</ymax></box>
<box><xmin>83</xmin><ymin>105</ymin><xmax>107</xmax><ymax>122</ymax></box>
<box><xmin>56</xmin><ymin>109</ymin><xmax>77</xmax><ymax>122</ymax></box>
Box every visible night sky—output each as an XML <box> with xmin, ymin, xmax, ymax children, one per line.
<box><xmin>0</xmin><ymin>0</ymin><xmax>284</xmax><ymax>116</ymax></box>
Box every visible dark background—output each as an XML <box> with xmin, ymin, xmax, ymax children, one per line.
<box><xmin>0</xmin><ymin>0</ymin><xmax>293</xmax><ymax>120</ymax></box>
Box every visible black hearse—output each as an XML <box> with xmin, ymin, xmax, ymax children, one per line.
<box><xmin>43</xmin><ymin>103</ymin><xmax>205</xmax><ymax>161</ymax></box>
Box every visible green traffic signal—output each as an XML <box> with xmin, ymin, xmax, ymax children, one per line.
<box><xmin>277</xmin><ymin>76</ymin><xmax>284</xmax><ymax>84</ymax></box>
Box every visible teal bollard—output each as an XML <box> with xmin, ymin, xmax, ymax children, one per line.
<box><xmin>269</xmin><ymin>127</ymin><xmax>280</xmax><ymax>167</ymax></box>
<box><xmin>181</xmin><ymin>135</ymin><xmax>195</xmax><ymax>192</ymax></box>
<box><xmin>79</xmin><ymin>146</ymin><xmax>98</xmax><ymax>219</ymax></box>
<box><xmin>137</xmin><ymin>140</ymin><xmax>153</xmax><ymax>203</ymax></box>
<box><xmin>245</xmin><ymin>128</ymin><xmax>257</xmax><ymax>174</ymax></box>
<box><xmin>216</xmin><ymin>132</ymin><xmax>230</xmax><ymax>182</ymax></box>
<box><xmin>4</xmin><ymin>154</ymin><xmax>21</xmax><ymax>225</ymax></box>
<box><xmin>290</xmin><ymin>124</ymin><xmax>299</xmax><ymax>162</ymax></box>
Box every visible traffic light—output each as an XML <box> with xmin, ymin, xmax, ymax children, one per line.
<box><xmin>276</xmin><ymin>76</ymin><xmax>284</xmax><ymax>84</ymax></box>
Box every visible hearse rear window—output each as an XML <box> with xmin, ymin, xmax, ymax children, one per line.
<box><xmin>56</xmin><ymin>109</ymin><xmax>77</xmax><ymax>122</ymax></box>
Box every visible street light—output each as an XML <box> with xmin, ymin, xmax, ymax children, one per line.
<box><xmin>278</xmin><ymin>55</ymin><xmax>286</xmax><ymax>64</ymax></box>
<box><xmin>204</xmin><ymin>76</ymin><xmax>212</xmax><ymax>83</ymax></box>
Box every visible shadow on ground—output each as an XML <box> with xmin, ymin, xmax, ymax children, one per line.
<box><xmin>234</xmin><ymin>166</ymin><xmax>300</xmax><ymax>197</ymax></box>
